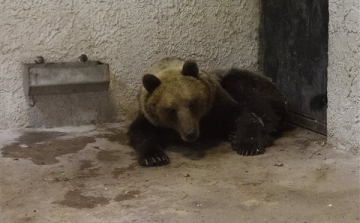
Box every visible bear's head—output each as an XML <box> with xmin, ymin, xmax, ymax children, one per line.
<box><xmin>139</xmin><ymin>60</ymin><xmax>215</xmax><ymax>142</ymax></box>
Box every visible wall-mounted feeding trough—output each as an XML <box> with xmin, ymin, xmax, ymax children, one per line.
<box><xmin>23</xmin><ymin>55</ymin><xmax>110</xmax><ymax>96</ymax></box>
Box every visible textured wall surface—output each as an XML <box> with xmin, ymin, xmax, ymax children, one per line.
<box><xmin>328</xmin><ymin>0</ymin><xmax>360</xmax><ymax>153</ymax></box>
<box><xmin>0</xmin><ymin>0</ymin><xmax>260</xmax><ymax>130</ymax></box>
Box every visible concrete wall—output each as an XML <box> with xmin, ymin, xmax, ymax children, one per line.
<box><xmin>328</xmin><ymin>0</ymin><xmax>360</xmax><ymax>153</ymax></box>
<box><xmin>0</xmin><ymin>0</ymin><xmax>260</xmax><ymax>130</ymax></box>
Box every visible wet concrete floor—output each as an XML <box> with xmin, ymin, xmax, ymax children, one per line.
<box><xmin>0</xmin><ymin>123</ymin><xmax>359</xmax><ymax>223</ymax></box>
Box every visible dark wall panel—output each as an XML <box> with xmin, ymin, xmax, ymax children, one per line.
<box><xmin>260</xmin><ymin>0</ymin><xmax>329</xmax><ymax>134</ymax></box>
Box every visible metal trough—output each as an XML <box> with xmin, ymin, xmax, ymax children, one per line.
<box><xmin>23</xmin><ymin>61</ymin><xmax>110</xmax><ymax>96</ymax></box>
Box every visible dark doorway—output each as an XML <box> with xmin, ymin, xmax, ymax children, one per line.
<box><xmin>259</xmin><ymin>0</ymin><xmax>328</xmax><ymax>134</ymax></box>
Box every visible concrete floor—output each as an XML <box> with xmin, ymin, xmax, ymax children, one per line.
<box><xmin>0</xmin><ymin>123</ymin><xmax>359</xmax><ymax>223</ymax></box>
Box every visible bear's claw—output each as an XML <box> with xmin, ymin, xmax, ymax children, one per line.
<box><xmin>237</xmin><ymin>146</ymin><xmax>263</xmax><ymax>156</ymax></box>
<box><xmin>230</xmin><ymin>136</ymin><xmax>266</xmax><ymax>156</ymax></box>
<box><xmin>233</xmin><ymin>143</ymin><xmax>265</xmax><ymax>156</ymax></box>
<box><xmin>139</xmin><ymin>149</ymin><xmax>169</xmax><ymax>167</ymax></box>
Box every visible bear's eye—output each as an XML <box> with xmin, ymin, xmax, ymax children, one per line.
<box><xmin>189</xmin><ymin>101</ymin><xmax>197</xmax><ymax>112</ymax></box>
<box><xmin>166</xmin><ymin>108</ymin><xmax>177</xmax><ymax>118</ymax></box>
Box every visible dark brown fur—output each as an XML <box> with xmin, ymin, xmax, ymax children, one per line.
<box><xmin>128</xmin><ymin>58</ymin><xmax>288</xmax><ymax>166</ymax></box>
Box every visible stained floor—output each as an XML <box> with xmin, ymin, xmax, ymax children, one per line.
<box><xmin>0</xmin><ymin>123</ymin><xmax>359</xmax><ymax>223</ymax></box>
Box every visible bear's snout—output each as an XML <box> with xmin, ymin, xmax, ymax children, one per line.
<box><xmin>177</xmin><ymin>108</ymin><xmax>199</xmax><ymax>142</ymax></box>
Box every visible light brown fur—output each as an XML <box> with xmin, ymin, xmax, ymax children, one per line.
<box><xmin>139</xmin><ymin>58</ymin><xmax>219</xmax><ymax>141</ymax></box>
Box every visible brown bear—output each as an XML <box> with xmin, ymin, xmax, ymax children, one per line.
<box><xmin>128</xmin><ymin>57</ymin><xmax>289</xmax><ymax>166</ymax></box>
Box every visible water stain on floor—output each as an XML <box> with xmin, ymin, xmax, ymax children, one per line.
<box><xmin>125</xmin><ymin>150</ymin><xmax>136</xmax><ymax>157</ymax></box>
<box><xmin>112</xmin><ymin>163</ymin><xmax>137</xmax><ymax>178</ymax></box>
<box><xmin>52</xmin><ymin>189</ymin><xmax>110</xmax><ymax>209</ymax></box>
<box><xmin>114</xmin><ymin>190</ymin><xmax>141</xmax><ymax>202</ymax></box>
<box><xmin>77</xmin><ymin>160</ymin><xmax>100</xmax><ymax>179</ymax></box>
<box><xmin>8</xmin><ymin>131</ymin><xmax>66</xmax><ymax>145</ymax></box>
<box><xmin>15</xmin><ymin>216</ymin><xmax>35</xmax><ymax>223</ymax></box>
<box><xmin>96</xmin><ymin>129</ymin><xmax>128</xmax><ymax>146</ymax></box>
<box><xmin>79</xmin><ymin>160</ymin><xmax>94</xmax><ymax>170</ymax></box>
<box><xmin>1</xmin><ymin>131</ymin><xmax>96</xmax><ymax>165</ymax></box>
<box><xmin>97</xmin><ymin>150</ymin><xmax>122</xmax><ymax>162</ymax></box>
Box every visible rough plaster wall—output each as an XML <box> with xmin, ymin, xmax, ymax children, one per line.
<box><xmin>0</xmin><ymin>0</ymin><xmax>260</xmax><ymax>130</ymax></box>
<box><xmin>328</xmin><ymin>0</ymin><xmax>360</xmax><ymax>153</ymax></box>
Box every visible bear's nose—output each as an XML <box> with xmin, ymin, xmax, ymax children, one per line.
<box><xmin>184</xmin><ymin>131</ymin><xmax>197</xmax><ymax>142</ymax></box>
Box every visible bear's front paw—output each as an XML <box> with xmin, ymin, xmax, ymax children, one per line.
<box><xmin>235</xmin><ymin>142</ymin><xmax>265</xmax><ymax>156</ymax></box>
<box><xmin>139</xmin><ymin>149</ymin><xmax>169</xmax><ymax>167</ymax></box>
<box><xmin>230</xmin><ymin>135</ymin><xmax>266</xmax><ymax>156</ymax></box>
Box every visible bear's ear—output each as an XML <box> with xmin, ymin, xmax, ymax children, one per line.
<box><xmin>142</xmin><ymin>74</ymin><xmax>161</xmax><ymax>93</ymax></box>
<box><xmin>182</xmin><ymin>60</ymin><xmax>199</xmax><ymax>78</ymax></box>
